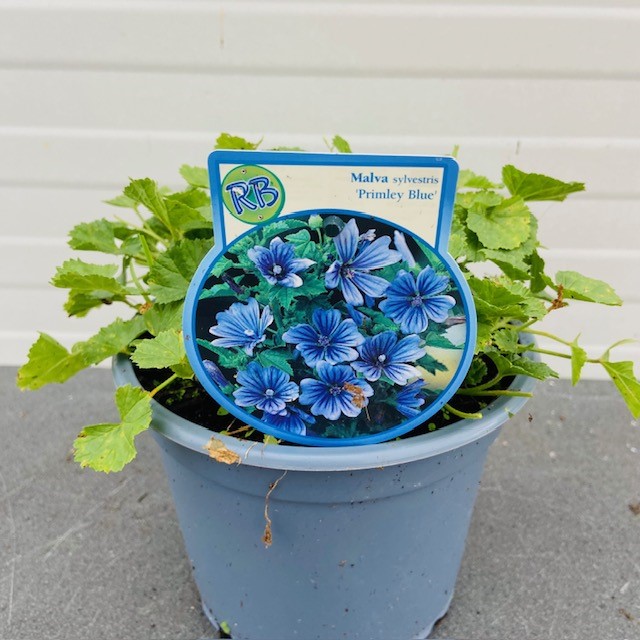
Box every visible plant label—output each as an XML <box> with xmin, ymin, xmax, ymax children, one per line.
<box><xmin>184</xmin><ymin>151</ymin><xmax>476</xmax><ymax>445</ymax></box>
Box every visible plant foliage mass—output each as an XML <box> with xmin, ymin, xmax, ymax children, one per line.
<box><xmin>16</xmin><ymin>134</ymin><xmax>640</xmax><ymax>472</ymax></box>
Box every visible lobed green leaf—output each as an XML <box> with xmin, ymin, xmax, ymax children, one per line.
<box><xmin>132</xmin><ymin>329</ymin><xmax>187</xmax><ymax>371</ymax></box>
<box><xmin>466</xmin><ymin>196</ymin><xmax>531</xmax><ymax>251</ymax></box>
<box><xmin>74</xmin><ymin>385</ymin><xmax>152</xmax><ymax>473</ymax></box>
<box><xmin>16</xmin><ymin>333</ymin><xmax>87</xmax><ymax>390</ymax></box>
<box><xmin>600</xmin><ymin>360</ymin><xmax>640</xmax><ymax>418</ymax></box>
<box><xmin>215</xmin><ymin>133</ymin><xmax>261</xmax><ymax>150</ymax></box>
<box><xmin>555</xmin><ymin>271</ymin><xmax>622</xmax><ymax>306</ymax></box>
<box><xmin>148</xmin><ymin>238</ymin><xmax>212</xmax><ymax>303</ymax></box>
<box><xmin>502</xmin><ymin>165</ymin><xmax>585</xmax><ymax>202</ymax></box>
<box><xmin>179</xmin><ymin>165</ymin><xmax>210</xmax><ymax>189</ymax></box>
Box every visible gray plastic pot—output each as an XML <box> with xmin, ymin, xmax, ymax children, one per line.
<box><xmin>113</xmin><ymin>354</ymin><xmax>535</xmax><ymax>640</ymax></box>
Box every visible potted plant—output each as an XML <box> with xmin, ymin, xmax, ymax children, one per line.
<box><xmin>17</xmin><ymin>134</ymin><xmax>639</xmax><ymax>639</ymax></box>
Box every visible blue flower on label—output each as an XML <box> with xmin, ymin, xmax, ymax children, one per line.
<box><xmin>299</xmin><ymin>362</ymin><xmax>374</xmax><ymax>421</ymax></box>
<box><xmin>202</xmin><ymin>359</ymin><xmax>231</xmax><ymax>389</ymax></box>
<box><xmin>233</xmin><ymin>362</ymin><xmax>299</xmax><ymax>415</ymax></box>
<box><xmin>352</xmin><ymin>331</ymin><xmax>426</xmax><ymax>385</ymax></box>
<box><xmin>247</xmin><ymin>236</ymin><xmax>315</xmax><ymax>288</ymax></box>
<box><xmin>394</xmin><ymin>380</ymin><xmax>428</xmax><ymax>418</ymax></box>
<box><xmin>263</xmin><ymin>406</ymin><xmax>316</xmax><ymax>436</ymax></box>
<box><xmin>209</xmin><ymin>297</ymin><xmax>273</xmax><ymax>355</ymax></box>
<box><xmin>282</xmin><ymin>308</ymin><xmax>364</xmax><ymax>367</ymax></box>
<box><xmin>325</xmin><ymin>219</ymin><xmax>401</xmax><ymax>306</ymax></box>
<box><xmin>345</xmin><ymin>304</ymin><xmax>365</xmax><ymax>327</ymax></box>
<box><xmin>393</xmin><ymin>230</ymin><xmax>416</xmax><ymax>268</ymax></box>
<box><xmin>379</xmin><ymin>267</ymin><xmax>456</xmax><ymax>334</ymax></box>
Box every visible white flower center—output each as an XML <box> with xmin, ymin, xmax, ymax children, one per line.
<box><xmin>272</xmin><ymin>264</ymin><xmax>283</xmax><ymax>275</ymax></box>
<box><xmin>265</xmin><ymin>388</ymin><xmax>275</xmax><ymax>397</ymax></box>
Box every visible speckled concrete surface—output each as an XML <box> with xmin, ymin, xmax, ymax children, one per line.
<box><xmin>1</xmin><ymin>368</ymin><xmax>638</xmax><ymax>640</ymax></box>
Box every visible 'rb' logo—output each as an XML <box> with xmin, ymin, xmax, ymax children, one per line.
<box><xmin>221</xmin><ymin>165</ymin><xmax>285</xmax><ymax>224</ymax></box>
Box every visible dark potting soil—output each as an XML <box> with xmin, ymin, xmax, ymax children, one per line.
<box><xmin>133</xmin><ymin>358</ymin><xmax>501</xmax><ymax>446</ymax></box>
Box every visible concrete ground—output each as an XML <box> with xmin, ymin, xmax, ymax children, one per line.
<box><xmin>0</xmin><ymin>367</ymin><xmax>639</xmax><ymax>640</ymax></box>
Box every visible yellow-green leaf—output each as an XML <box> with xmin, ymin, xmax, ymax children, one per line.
<box><xmin>502</xmin><ymin>165</ymin><xmax>585</xmax><ymax>202</ymax></box>
<box><xmin>131</xmin><ymin>329</ymin><xmax>187</xmax><ymax>370</ymax></box>
<box><xmin>600</xmin><ymin>360</ymin><xmax>640</xmax><ymax>418</ymax></box>
<box><xmin>569</xmin><ymin>336</ymin><xmax>588</xmax><ymax>385</ymax></box>
<box><xmin>179</xmin><ymin>165</ymin><xmax>209</xmax><ymax>189</ymax></box>
<box><xmin>17</xmin><ymin>333</ymin><xmax>87</xmax><ymax>390</ymax></box>
<box><xmin>556</xmin><ymin>271</ymin><xmax>622</xmax><ymax>306</ymax></box>
<box><xmin>466</xmin><ymin>196</ymin><xmax>531</xmax><ymax>250</ymax></box>
<box><xmin>74</xmin><ymin>385</ymin><xmax>152</xmax><ymax>473</ymax></box>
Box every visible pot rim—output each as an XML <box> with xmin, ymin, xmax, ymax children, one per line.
<box><xmin>113</xmin><ymin>352</ymin><xmax>537</xmax><ymax>472</ymax></box>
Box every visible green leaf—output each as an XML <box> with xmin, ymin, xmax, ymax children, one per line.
<box><xmin>294</xmin><ymin>277</ymin><xmax>327</xmax><ymax>299</ymax></box>
<box><xmin>493</xmin><ymin>329</ymin><xmax>521</xmax><ymax>353</ymax></box>
<box><xmin>68</xmin><ymin>219</ymin><xmax>123</xmax><ymax>254</ymax></box>
<box><xmin>179</xmin><ymin>165</ymin><xmax>210</xmax><ymax>189</ymax></box>
<box><xmin>142</xmin><ymin>301</ymin><xmax>183</xmax><ymax>335</ymax></box>
<box><xmin>482</xmin><ymin>247</ymin><xmax>531</xmax><ymax>280</ymax></box>
<box><xmin>475</xmin><ymin>320</ymin><xmax>495</xmax><ymax>354</ymax></box>
<box><xmin>200</xmin><ymin>283</ymin><xmax>237</xmax><ymax>300</ymax></box>
<box><xmin>456</xmin><ymin>190</ymin><xmax>503</xmax><ymax>210</ymax></box>
<box><xmin>529</xmin><ymin>250</ymin><xmax>551</xmax><ymax>293</ymax></box>
<box><xmin>16</xmin><ymin>333</ymin><xmax>87</xmax><ymax>390</ymax></box>
<box><xmin>569</xmin><ymin>336</ymin><xmax>588</xmax><ymax>385</ymax></box>
<box><xmin>466</xmin><ymin>196</ymin><xmax>531</xmax><ymax>250</ymax></box>
<box><xmin>256</xmin><ymin>350</ymin><xmax>294</xmax><ymax>376</ymax></box>
<box><xmin>76</xmin><ymin>316</ymin><xmax>146</xmax><ymax>365</ymax></box>
<box><xmin>469</xmin><ymin>277</ymin><xmax>541</xmax><ymax>321</ymax></box>
<box><xmin>197</xmin><ymin>341</ymin><xmax>250</xmax><ymax>370</ymax></box>
<box><xmin>502</xmin><ymin>165</ymin><xmax>585</xmax><ymax>202</ymax></box>
<box><xmin>148</xmin><ymin>238</ymin><xmax>212</xmax><ymax>303</ymax></box>
<box><xmin>449</xmin><ymin>209</ymin><xmax>484</xmax><ymax>262</ymax></box>
<box><xmin>132</xmin><ymin>329</ymin><xmax>186</xmax><ymax>370</ymax></box>
<box><xmin>464</xmin><ymin>358</ymin><xmax>489</xmax><ymax>387</ymax></box>
<box><xmin>555</xmin><ymin>271</ymin><xmax>622</xmax><ymax>306</ymax></box>
<box><xmin>488</xmin><ymin>352</ymin><xmax>558</xmax><ymax>381</ymax></box>
<box><xmin>215</xmin><ymin>133</ymin><xmax>261</xmax><ymax>150</ymax></box>
<box><xmin>600</xmin><ymin>360</ymin><xmax>640</xmax><ymax>418</ymax></box>
<box><xmin>74</xmin><ymin>385</ymin><xmax>152</xmax><ymax>473</ymax></box>
<box><xmin>331</xmin><ymin>135</ymin><xmax>352</xmax><ymax>153</ymax></box>
<box><xmin>123</xmin><ymin>178</ymin><xmax>171</xmax><ymax>230</ymax></box>
<box><xmin>63</xmin><ymin>291</ymin><xmax>105</xmax><ymax>317</ymax></box>
<box><xmin>51</xmin><ymin>259</ymin><xmax>128</xmax><ymax>297</ymax></box>
<box><xmin>210</xmin><ymin>255</ymin><xmax>236</xmax><ymax>278</ymax></box>
<box><xmin>165</xmin><ymin>200</ymin><xmax>211</xmax><ymax>234</ymax></box>
<box><xmin>104</xmin><ymin>193</ymin><xmax>137</xmax><ymax>209</ymax></box>
<box><xmin>457</xmin><ymin>170</ymin><xmax>501</xmax><ymax>190</ymax></box>
<box><xmin>416</xmin><ymin>353</ymin><xmax>448</xmax><ymax>375</ymax></box>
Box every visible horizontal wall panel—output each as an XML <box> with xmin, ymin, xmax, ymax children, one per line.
<box><xmin>1</xmin><ymin>129</ymin><xmax>639</xmax><ymax>198</ymax></box>
<box><xmin>1</xmin><ymin>187</ymin><xmax>124</xmax><ymax>238</ymax></box>
<box><xmin>5</xmin><ymin>187</ymin><xmax>639</xmax><ymax>251</ymax></box>
<box><xmin>535</xmin><ymin>199</ymin><xmax>640</xmax><ymax>250</ymax></box>
<box><xmin>1</xmin><ymin>3</ymin><xmax>639</xmax><ymax>78</ymax></box>
<box><xmin>1</xmin><ymin>288</ymin><xmax>123</xmax><ymax>339</ymax></box>
<box><xmin>4</xmin><ymin>70</ymin><xmax>640</xmax><ymax>139</ymax></box>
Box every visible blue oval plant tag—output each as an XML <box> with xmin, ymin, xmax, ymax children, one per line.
<box><xmin>184</xmin><ymin>151</ymin><xmax>476</xmax><ymax>446</ymax></box>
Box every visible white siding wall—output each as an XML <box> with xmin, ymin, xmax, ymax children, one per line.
<box><xmin>1</xmin><ymin>0</ymin><xmax>639</xmax><ymax>378</ymax></box>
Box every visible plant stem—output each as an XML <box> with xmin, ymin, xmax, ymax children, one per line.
<box><xmin>526</xmin><ymin>346</ymin><xmax>600</xmax><ymax>364</ymax></box>
<box><xmin>463</xmin><ymin>373</ymin><xmax>503</xmax><ymax>393</ymax></box>
<box><xmin>149</xmin><ymin>373</ymin><xmax>179</xmax><ymax>398</ymax></box>
<box><xmin>139</xmin><ymin>234</ymin><xmax>155</xmax><ymax>267</ymax></box>
<box><xmin>128</xmin><ymin>262</ymin><xmax>151</xmax><ymax>303</ymax></box>
<box><xmin>525</xmin><ymin>329</ymin><xmax>572</xmax><ymax>347</ymax></box>
<box><xmin>444</xmin><ymin>403</ymin><xmax>483</xmax><ymax>420</ymax></box>
<box><xmin>457</xmin><ymin>389</ymin><xmax>533</xmax><ymax>398</ymax></box>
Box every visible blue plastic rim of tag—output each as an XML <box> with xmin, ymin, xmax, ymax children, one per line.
<box><xmin>183</xmin><ymin>151</ymin><xmax>477</xmax><ymax>446</ymax></box>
